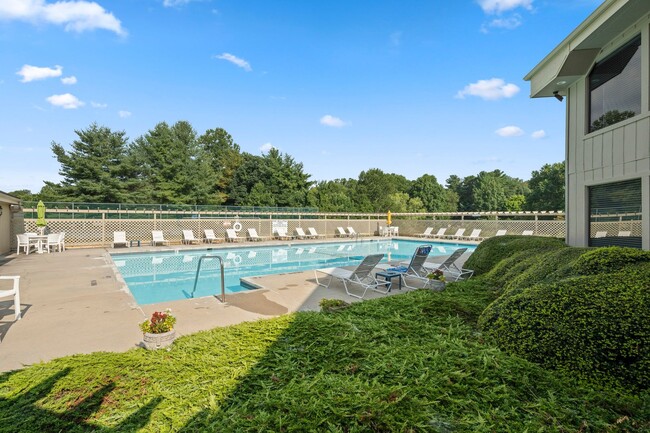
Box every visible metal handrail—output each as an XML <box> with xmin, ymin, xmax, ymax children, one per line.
<box><xmin>191</xmin><ymin>254</ymin><xmax>226</xmax><ymax>302</ymax></box>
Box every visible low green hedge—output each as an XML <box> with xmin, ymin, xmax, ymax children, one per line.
<box><xmin>573</xmin><ymin>246</ymin><xmax>650</xmax><ymax>275</ymax></box>
<box><xmin>464</xmin><ymin>235</ymin><xmax>565</xmax><ymax>276</ymax></box>
<box><xmin>479</xmin><ymin>263</ymin><xmax>650</xmax><ymax>390</ymax></box>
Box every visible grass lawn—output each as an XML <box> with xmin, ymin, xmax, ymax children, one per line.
<box><xmin>0</xmin><ymin>282</ymin><xmax>648</xmax><ymax>432</ymax></box>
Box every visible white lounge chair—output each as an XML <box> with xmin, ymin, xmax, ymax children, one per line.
<box><xmin>416</xmin><ymin>227</ymin><xmax>434</xmax><ymax>238</ymax></box>
<box><xmin>273</xmin><ymin>227</ymin><xmax>294</xmax><ymax>240</ymax></box>
<box><xmin>618</xmin><ymin>230</ymin><xmax>631</xmax><ymax>237</ymax></box>
<box><xmin>151</xmin><ymin>230</ymin><xmax>169</xmax><ymax>246</ymax></box>
<box><xmin>113</xmin><ymin>232</ymin><xmax>128</xmax><ymax>248</ymax></box>
<box><xmin>461</xmin><ymin>229</ymin><xmax>483</xmax><ymax>241</ymax></box>
<box><xmin>495</xmin><ymin>229</ymin><xmax>507</xmax><ymax>236</ymax></box>
<box><xmin>226</xmin><ymin>229</ymin><xmax>244</xmax><ymax>242</ymax></box>
<box><xmin>347</xmin><ymin>227</ymin><xmax>357</xmax><ymax>237</ymax></box>
<box><xmin>522</xmin><ymin>230</ymin><xmax>534</xmax><ymax>236</ymax></box>
<box><xmin>315</xmin><ymin>254</ymin><xmax>389</xmax><ymax>299</ymax></box>
<box><xmin>431</xmin><ymin>228</ymin><xmax>447</xmax><ymax>239</ymax></box>
<box><xmin>182</xmin><ymin>230</ymin><xmax>200</xmax><ymax>245</ymax></box>
<box><xmin>0</xmin><ymin>276</ymin><xmax>21</xmax><ymax>321</ymax></box>
<box><xmin>335</xmin><ymin>227</ymin><xmax>348</xmax><ymax>237</ymax></box>
<box><xmin>594</xmin><ymin>231</ymin><xmax>607</xmax><ymax>238</ymax></box>
<box><xmin>386</xmin><ymin>245</ymin><xmax>441</xmax><ymax>290</ymax></box>
<box><xmin>294</xmin><ymin>227</ymin><xmax>310</xmax><ymax>239</ymax></box>
<box><xmin>204</xmin><ymin>229</ymin><xmax>218</xmax><ymax>243</ymax></box>
<box><xmin>247</xmin><ymin>228</ymin><xmax>267</xmax><ymax>241</ymax></box>
<box><xmin>443</xmin><ymin>228</ymin><xmax>465</xmax><ymax>240</ymax></box>
<box><xmin>308</xmin><ymin>227</ymin><xmax>325</xmax><ymax>239</ymax></box>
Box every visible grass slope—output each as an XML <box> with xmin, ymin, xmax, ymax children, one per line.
<box><xmin>0</xmin><ymin>285</ymin><xmax>648</xmax><ymax>432</ymax></box>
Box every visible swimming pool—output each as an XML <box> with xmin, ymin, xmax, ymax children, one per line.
<box><xmin>111</xmin><ymin>239</ymin><xmax>475</xmax><ymax>305</ymax></box>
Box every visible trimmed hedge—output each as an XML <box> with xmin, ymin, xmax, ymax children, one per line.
<box><xmin>573</xmin><ymin>246</ymin><xmax>650</xmax><ymax>275</ymax></box>
<box><xmin>479</xmin><ymin>262</ymin><xmax>650</xmax><ymax>391</ymax></box>
<box><xmin>463</xmin><ymin>235</ymin><xmax>565</xmax><ymax>276</ymax></box>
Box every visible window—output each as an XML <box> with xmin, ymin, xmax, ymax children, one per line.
<box><xmin>589</xmin><ymin>35</ymin><xmax>641</xmax><ymax>133</ymax></box>
<box><xmin>589</xmin><ymin>178</ymin><xmax>641</xmax><ymax>248</ymax></box>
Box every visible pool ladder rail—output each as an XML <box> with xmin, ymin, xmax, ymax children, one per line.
<box><xmin>191</xmin><ymin>254</ymin><xmax>226</xmax><ymax>302</ymax></box>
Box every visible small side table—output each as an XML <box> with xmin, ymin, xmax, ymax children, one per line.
<box><xmin>376</xmin><ymin>271</ymin><xmax>402</xmax><ymax>292</ymax></box>
<box><xmin>129</xmin><ymin>240</ymin><xmax>141</xmax><ymax>247</ymax></box>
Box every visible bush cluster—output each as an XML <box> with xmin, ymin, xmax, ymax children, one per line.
<box><xmin>474</xmin><ymin>239</ymin><xmax>650</xmax><ymax>391</ymax></box>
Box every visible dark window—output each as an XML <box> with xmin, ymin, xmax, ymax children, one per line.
<box><xmin>589</xmin><ymin>178</ymin><xmax>641</xmax><ymax>248</ymax></box>
<box><xmin>589</xmin><ymin>35</ymin><xmax>641</xmax><ymax>133</ymax></box>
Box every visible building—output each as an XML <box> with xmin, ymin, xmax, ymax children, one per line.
<box><xmin>525</xmin><ymin>0</ymin><xmax>650</xmax><ymax>249</ymax></box>
<box><xmin>0</xmin><ymin>192</ymin><xmax>22</xmax><ymax>255</ymax></box>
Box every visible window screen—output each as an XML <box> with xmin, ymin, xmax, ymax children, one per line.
<box><xmin>589</xmin><ymin>35</ymin><xmax>641</xmax><ymax>133</ymax></box>
<box><xmin>589</xmin><ymin>178</ymin><xmax>641</xmax><ymax>248</ymax></box>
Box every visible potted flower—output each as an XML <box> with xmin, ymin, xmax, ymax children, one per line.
<box><xmin>426</xmin><ymin>269</ymin><xmax>446</xmax><ymax>291</ymax></box>
<box><xmin>140</xmin><ymin>309</ymin><xmax>177</xmax><ymax>350</ymax></box>
<box><xmin>319</xmin><ymin>298</ymin><xmax>350</xmax><ymax>313</ymax></box>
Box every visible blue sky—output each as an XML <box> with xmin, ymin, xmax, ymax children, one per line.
<box><xmin>0</xmin><ymin>0</ymin><xmax>602</xmax><ymax>193</ymax></box>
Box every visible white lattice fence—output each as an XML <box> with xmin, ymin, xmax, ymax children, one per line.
<box><xmin>590</xmin><ymin>221</ymin><xmax>642</xmax><ymax>237</ymax></box>
<box><xmin>394</xmin><ymin>218</ymin><xmax>566</xmax><ymax>238</ymax></box>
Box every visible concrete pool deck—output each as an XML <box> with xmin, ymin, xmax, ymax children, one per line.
<box><xmin>0</xmin><ymin>237</ymin><xmax>474</xmax><ymax>372</ymax></box>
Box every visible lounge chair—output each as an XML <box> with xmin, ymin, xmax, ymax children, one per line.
<box><xmin>151</xmin><ymin>230</ymin><xmax>169</xmax><ymax>246</ymax></box>
<box><xmin>315</xmin><ymin>254</ymin><xmax>389</xmax><ymax>299</ymax></box>
<box><xmin>416</xmin><ymin>227</ymin><xmax>434</xmax><ymax>238</ymax></box>
<box><xmin>522</xmin><ymin>230</ymin><xmax>534</xmax><ymax>236</ymax></box>
<box><xmin>460</xmin><ymin>229</ymin><xmax>483</xmax><ymax>241</ymax></box>
<box><xmin>182</xmin><ymin>230</ymin><xmax>200</xmax><ymax>245</ymax></box>
<box><xmin>443</xmin><ymin>228</ymin><xmax>465</xmax><ymax>240</ymax></box>
<box><xmin>618</xmin><ymin>230</ymin><xmax>631</xmax><ymax>237</ymax></box>
<box><xmin>294</xmin><ymin>227</ymin><xmax>310</xmax><ymax>239</ymax></box>
<box><xmin>247</xmin><ymin>228</ymin><xmax>267</xmax><ymax>241</ymax></box>
<box><xmin>0</xmin><ymin>275</ymin><xmax>21</xmax><ymax>320</ymax></box>
<box><xmin>431</xmin><ymin>228</ymin><xmax>447</xmax><ymax>239</ymax></box>
<box><xmin>347</xmin><ymin>227</ymin><xmax>358</xmax><ymax>237</ymax></box>
<box><xmin>594</xmin><ymin>231</ymin><xmax>607</xmax><ymax>238</ymax></box>
<box><xmin>204</xmin><ymin>229</ymin><xmax>218</xmax><ymax>243</ymax></box>
<box><xmin>335</xmin><ymin>227</ymin><xmax>348</xmax><ymax>237</ymax></box>
<box><xmin>494</xmin><ymin>229</ymin><xmax>507</xmax><ymax>236</ymax></box>
<box><xmin>308</xmin><ymin>227</ymin><xmax>325</xmax><ymax>239</ymax></box>
<box><xmin>273</xmin><ymin>227</ymin><xmax>294</xmax><ymax>240</ymax></box>
<box><xmin>226</xmin><ymin>229</ymin><xmax>244</xmax><ymax>242</ymax></box>
<box><xmin>387</xmin><ymin>245</ymin><xmax>443</xmax><ymax>290</ymax></box>
<box><xmin>424</xmin><ymin>247</ymin><xmax>473</xmax><ymax>282</ymax></box>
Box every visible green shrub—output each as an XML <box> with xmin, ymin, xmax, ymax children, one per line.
<box><xmin>503</xmin><ymin>247</ymin><xmax>590</xmax><ymax>291</ymax></box>
<box><xmin>464</xmin><ymin>235</ymin><xmax>565</xmax><ymax>276</ymax></box>
<box><xmin>479</xmin><ymin>264</ymin><xmax>650</xmax><ymax>390</ymax></box>
<box><xmin>573</xmin><ymin>246</ymin><xmax>650</xmax><ymax>275</ymax></box>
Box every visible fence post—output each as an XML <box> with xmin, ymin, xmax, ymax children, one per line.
<box><xmin>102</xmin><ymin>212</ymin><xmax>106</xmax><ymax>246</ymax></box>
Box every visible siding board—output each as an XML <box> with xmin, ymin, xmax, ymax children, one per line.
<box><xmin>624</xmin><ymin>122</ymin><xmax>637</xmax><ymax>162</ymax></box>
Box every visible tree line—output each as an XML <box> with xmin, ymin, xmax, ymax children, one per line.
<box><xmin>9</xmin><ymin>122</ymin><xmax>565</xmax><ymax>212</ymax></box>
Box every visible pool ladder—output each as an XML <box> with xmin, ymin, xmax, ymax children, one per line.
<box><xmin>191</xmin><ymin>255</ymin><xmax>226</xmax><ymax>302</ymax></box>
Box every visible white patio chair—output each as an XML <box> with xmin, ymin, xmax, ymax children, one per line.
<box><xmin>113</xmin><ymin>231</ymin><xmax>129</xmax><ymax>248</ymax></box>
<box><xmin>46</xmin><ymin>233</ymin><xmax>64</xmax><ymax>252</ymax></box>
<box><xmin>347</xmin><ymin>227</ymin><xmax>357</xmax><ymax>237</ymax></box>
<box><xmin>0</xmin><ymin>276</ymin><xmax>21</xmax><ymax>321</ymax></box>
<box><xmin>273</xmin><ymin>227</ymin><xmax>294</xmax><ymax>240</ymax></box>
<box><xmin>308</xmin><ymin>227</ymin><xmax>325</xmax><ymax>239</ymax></box>
<box><xmin>443</xmin><ymin>228</ymin><xmax>465</xmax><ymax>240</ymax></box>
<box><xmin>182</xmin><ymin>230</ymin><xmax>200</xmax><ymax>245</ymax></box>
<box><xmin>226</xmin><ymin>229</ymin><xmax>244</xmax><ymax>242</ymax></box>
<box><xmin>416</xmin><ymin>227</ymin><xmax>434</xmax><ymax>238</ymax></box>
<box><xmin>618</xmin><ymin>231</ymin><xmax>631</xmax><ymax>237</ymax></box>
<box><xmin>495</xmin><ymin>229</ymin><xmax>507</xmax><ymax>236</ymax></box>
<box><xmin>151</xmin><ymin>230</ymin><xmax>169</xmax><ymax>246</ymax></box>
<box><xmin>204</xmin><ymin>229</ymin><xmax>218</xmax><ymax>243</ymax></box>
<box><xmin>594</xmin><ymin>231</ymin><xmax>607</xmax><ymax>238</ymax></box>
<box><xmin>16</xmin><ymin>234</ymin><xmax>36</xmax><ymax>255</ymax></box>
<box><xmin>335</xmin><ymin>227</ymin><xmax>348</xmax><ymax>237</ymax></box>
<box><xmin>522</xmin><ymin>230</ymin><xmax>534</xmax><ymax>236</ymax></box>
<box><xmin>247</xmin><ymin>228</ymin><xmax>267</xmax><ymax>241</ymax></box>
<box><xmin>315</xmin><ymin>254</ymin><xmax>389</xmax><ymax>299</ymax></box>
<box><xmin>431</xmin><ymin>228</ymin><xmax>447</xmax><ymax>239</ymax></box>
<box><xmin>294</xmin><ymin>227</ymin><xmax>309</xmax><ymax>239</ymax></box>
<box><xmin>460</xmin><ymin>229</ymin><xmax>483</xmax><ymax>241</ymax></box>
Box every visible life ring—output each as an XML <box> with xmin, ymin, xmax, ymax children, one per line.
<box><xmin>233</xmin><ymin>222</ymin><xmax>243</xmax><ymax>232</ymax></box>
<box><xmin>233</xmin><ymin>255</ymin><xmax>242</xmax><ymax>265</ymax></box>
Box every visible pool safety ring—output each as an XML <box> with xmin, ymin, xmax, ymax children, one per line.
<box><xmin>233</xmin><ymin>255</ymin><xmax>242</xmax><ymax>265</ymax></box>
<box><xmin>233</xmin><ymin>222</ymin><xmax>242</xmax><ymax>232</ymax></box>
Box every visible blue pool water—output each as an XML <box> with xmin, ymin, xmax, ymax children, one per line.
<box><xmin>111</xmin><ymin>239</ymin><xmax>474</xmax><ymax>305</ymax></box>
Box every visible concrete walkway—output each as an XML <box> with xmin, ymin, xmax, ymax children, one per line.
<box><xmin>0</xmin><ymin>239</ymin><xmax>473</xmax><ymax>372</ymax></box>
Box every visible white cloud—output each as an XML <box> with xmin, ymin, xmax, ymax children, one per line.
<box><xmin>118</xmin><ymin>110</ymin><xmax>131</xmax><ymax>118</ymax></box>
<box><xmin>477</xmin><ymin>0</ymin><xmax>533</xmax><ymax>14</ymax></box>
<box><xmin>531</xmin><ymin>129</ymin><xmax>546</xmax><ymax>139</ymax></box>
<box><xmin>46</xmin><ymin>93</ymin><xmax>84</xmax><ymax>109</ymax></box>
<box><xmin>320</xmin><ymin>114</ymin><xmax>347</xmax><ymax>128</ymax></box>
<box><xmin>260</xmin><ymin>142</ymin><xmax>274</xmax><ymax>153</ymax></box>
<box><xmin>456</xmin><ymin>78</ymin><xmax>520</xmax><ymax>100</ymax></box>
<box><xmin>215</xmin><ymin>53</ymin><xmax>252</xmax><ymax>72</ymax></box>
<box><xmin>17</xmin><ymin>64</ymin><xmax>62</xmax><ymax>82</ymax></box>
<box><xmin>495</xmin><ymin>125</ymin><xmax>524</xmax><ymax>137</ymax></box>
<box><xmin>61</xmin><ymin>75</ymin><xmax>77</xmax><ymax>85</ymax></box>
<box><xmin>91</xmin><ymin>101</ymin><xmax>107</xmax><ymax>108</ymax></box>
<box><xmin>0</xmin><ymin>0</ymin><xmax>126</xmax><ymax>36</ymax></box>
<box><xmin>486</xmin><ymin>15</ymin><xmax>522</xmax><ymax>30</ymax></box>
<box><xmin>162</xmin><ymin>0</ymin><xmax>195</xmax><ymax>6</ymax></box>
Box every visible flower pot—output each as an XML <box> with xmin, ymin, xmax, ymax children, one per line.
<box><xmin>142</xmin><ymin>329</ymin><xmax>176</xmax><ymax>350</ymax></box>
<box><xmin>426</xmin><ymin>280</ymin><xmax>446</xmax><ymax>291</ymax></box>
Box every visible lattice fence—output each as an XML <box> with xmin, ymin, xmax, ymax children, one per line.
<box><xmin>392</xmin><ymin>219</ymin><xmax>566</xmax><ymax>238</ymax></box>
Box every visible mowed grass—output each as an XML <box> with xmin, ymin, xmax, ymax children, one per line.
<box><xmin>0</xmin><ymin>283</ymin><xmax>648</xmax><ymax>432</ymax></box>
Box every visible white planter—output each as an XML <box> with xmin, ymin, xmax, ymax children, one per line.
<box><xmin>142</xmin><ymin>329</ymin><xmax>176</xmax><ymax>350</ymax></box>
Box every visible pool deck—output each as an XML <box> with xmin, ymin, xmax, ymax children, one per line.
<box><xmin>0</xmin><ymin>237</ymin><xmax>474</xmax><ymax>373</ymax></box>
